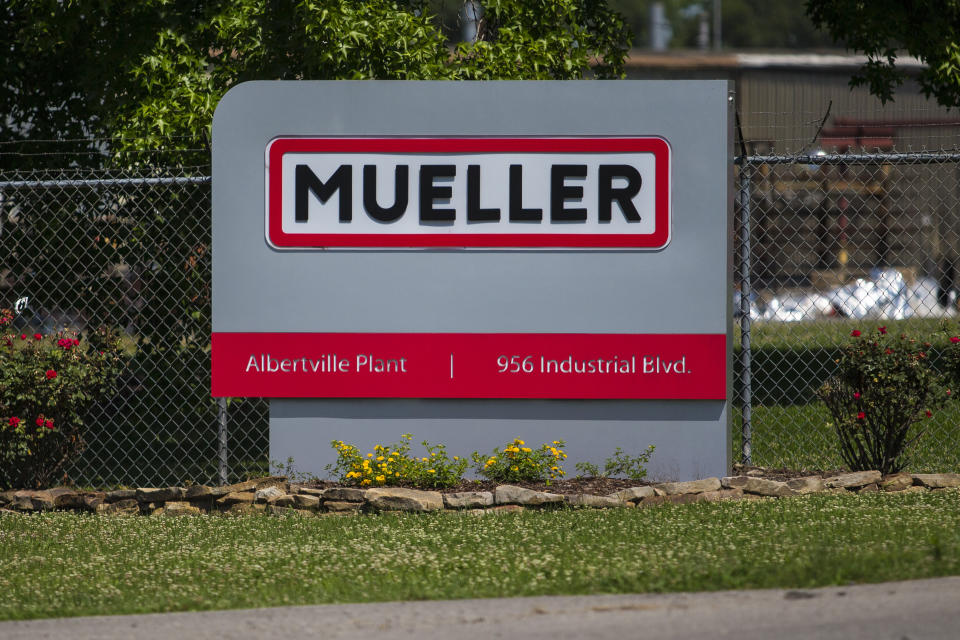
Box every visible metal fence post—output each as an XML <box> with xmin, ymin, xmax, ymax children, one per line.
<box><xmin>217</xmin><ymin>397</ymin><xmax>229</xmax><ymax>485</ymax></box>
<box><xmin>738</xmin><ymin>162</ymin><xmax>753</xmax><ymax>466</ymax></box>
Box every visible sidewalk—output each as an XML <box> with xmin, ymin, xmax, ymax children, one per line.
<box><xmin>2</xmin><ymin>576</ymin><xmax>959</xmax><ymax>640</ymax></box>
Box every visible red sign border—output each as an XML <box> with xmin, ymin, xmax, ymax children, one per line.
<box><xmin>266</xmin><ymin>137</ymin><xmax>671</xmax><ymax>248</ymax></box>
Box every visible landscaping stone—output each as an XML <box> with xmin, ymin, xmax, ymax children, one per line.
<box><xmin>31</xmin><ymin>490</ymin><xmax>57</xmax><ymax>511</ymax></box>
<box><xmin>366</xmin><ymin>487</ymin><xmax>443</xmax><ymax>512</ymax></box>
<box><xmin>324</xmin><ymin>501</ymin><xmax>361</xmax><ymax>513</ymax></box>
<box><xmin>639</xmin><ymin>493</ymin><xmax>701</xmax><ymax>507</ymax></box>
<box><xmin>721</xmin><ymin>476</ymin><xmax>747</xmax><ymax>489</ymax></box>
<box><xmin>11</xmin><ymin>490</ymin><xmax>54</xmax><ymax>511</ymax></box>
<box><xmin>735</xmin><ymin>477</ymin><xmax>795</xmax><ymax>498</ymax></box>
<box><xmin>912</xmin><ymin>473</ymin><xmax>960</xmax><ymax>489</ymax></box>
<box><xmin>565</xmin><ymin>494</ymin><xmax>626</xmax><ymax>508</ymax></box>
<box><xmin>9</xmin><ymin>467</ymin><xmax>959</xmax><ymax>519</ymax></box>
<box><xmin>105</xmin><ymin>489</ymin><xmax>136</xmax><ymax>502</ymax></box>
<box><xmin>881</xmin><ymin>473</ymin><xmax>914</xmax><ymax>492</ymax></box>
<box><xmin>163</xmin><ymin>501</ymin><xmax>202</xmax><ymax>516</ymax></box>
<box><xmin>657</xmin><ymin>478</ymin><xmax>721</xmax><ymax>495</ymax></box>
<box><xmin>216</xmin><ymin>491</ymin><xmax>255</xmax><ymax>506</ymax></box>
<box><xmin>785</xmin><ymin>476</ymin><xmax>826</xmax><ymax>495</ymax></box>
<box><xmin>443</xmin><ymin>492</ymin><xmax>494</xmax><ymax>509</ymax></box>
<box><xmin>699</xmin><ymin>488</ymin><xmax>744</xmax><ymax>502</ymax></box>
<box><xmin>254</xmin><ymin>486</ymin><xmax>286</xmax><ymax>503</ymax></box>
<box><xmin>136</xmin><ymin>487</ymin><xmax>183</xmax><ymax>503</ymax></box>
<box><xmin>495</xmin><ymin>485</ymin><xmax>564</xmax><ymax>506</ymax></box>
<box><xmin>209</xmin><ymin>476</ymin><xmax>287</xmax><ymax>497</ymax></box>
<box><xmin>102</xmin><ymin>498</ymin><xmax>140</xmax><ymax>515</ymax></box>
<box><xmin>82</xmin><ymin>493</ymin><xmax>105</xmax><ymax>512</ymax></box>
<box><xmin>824</xmin><ymin>470</ymin><xmax>882</xmax><ymax>489</ymax></box>
<box><xmin>254</xmin><ymin>477</ymin><xmax>289</xmax><ymax>492</ymax></box>
<box><xmin>185</xmin><ymin>485</ymin><xmax>214</xmax><ymax>499</ymax></box>
<box><xmin>611</xmin><ymin>486</ymin><xmax>655</xmax><ymax>502</ymax></box>
<box><xmin>46</xmin><ymin>487</ymin><xmax>80</xmax><ymax>508</ymax></box>
<box><xmin>273</xmin><ymin>495</ymin><xmax>297</xmax><ymax>508</ymax></box>
<box><xmin>293</xmin><ymin>494</ymin><xmax>320</xmax><ymax>510</ymax></box>
<box><xmin>7</xmin><ymin>493</ymin><xmax>31</xmax><ymax>511</ymax></box>
<box><xmin>51</xmin><ymin>490</ymin><xmax>91</xmax><ymax>510</ymax></box>
<box><xmin>323</xmin><ymin>487</ymin><xmax>366</xmax><ymax>502</ymax></box>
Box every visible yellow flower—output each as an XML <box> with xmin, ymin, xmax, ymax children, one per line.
<box><xmin>361</xmin><ymin>479</ymin><xmax>371</xmax><ymax>486</ymax></box>
<box><xmin>511</xmin><ymin>465</ymin><xmax>519</xmax><ymax>471</ymax></box>
<box><xmin>377</xmin><ymin>456</ymin><xmax>385</xmax><ymax>461</ymax></box>
<box><xmin>517</xmin><ymin>439</ymin><xmax>525</xmax><ymax>445</ymax></box>
<box><xmin>367</xmin><ymin>453</ymin><xmax>373</xmax><ymax>458</ymax></box>
<box><xmin>395</xmin><ymin>472</ymin><xmax>400</xmax><ymax>476</ymax></box>
<box><xmin>553</xmin><ymin>440</ymin><xmax>560</xmax><ymax>445</ymax></box>
<box><xmin>362</xmin><ymin>459</ymin><xmax>370</xmax><ymax>467</ymax></box>
<box><xmin>428</xmin><ymin>469</ymin><xmax>436</xmax><ymax>474</ymax></box>
<box><xmin>453</xmin><ymin>456</ymin><xmax>459</xmax><ymax>460</ymax></box>
<box><xmin>422</xmin><ymin>457</ymin><xmax>429</xmax><ymax>462</ymax></box>
<box><xmin>376</xmin><ymin>474</ymin><xmax>386</xmax><ymax>483</ymax></box>
<box><xmin>521</xmin><ymin>447</ymin><xmax>531</xmax><ymax>453</ymax></box>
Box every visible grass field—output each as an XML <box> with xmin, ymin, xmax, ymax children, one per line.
<box><xmin>733</xmin><ymin>316</ymin><xmax>960</xmax><ymax>472</ymax></box>
<box><xmin>1</xmin><ymin>490</ymin><xmax>959</xmax><ymax>621</ymax></box>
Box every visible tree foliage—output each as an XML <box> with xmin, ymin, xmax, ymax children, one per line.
<box><xmin>806</xmin><ymin>0</ymin><xmax>960</xmax><ymax>108</ymax></box>
<box><xmin>0</xmin><ymin>0</ymin><xmax>630</xmax><ymax>166</ymax></box>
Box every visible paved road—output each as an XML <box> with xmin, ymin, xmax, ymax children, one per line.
<box><xmin>3</xmin><ymin>577</ymin><xmax>959</xmax><ymax>640</ymax></box>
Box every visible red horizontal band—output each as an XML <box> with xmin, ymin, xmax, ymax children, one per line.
<box><xmin>211</xmin><ymin>332</ymin><xmax>726</xmax><ymax>399</ymax></box>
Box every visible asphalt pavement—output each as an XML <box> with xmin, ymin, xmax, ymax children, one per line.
<box><xmin>2</xmin><ymin>576</ymin><xmax>958</xmax><ymax>640</ymax></box>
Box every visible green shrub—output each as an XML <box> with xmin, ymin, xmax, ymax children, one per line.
<box><xmin>575</xmin><ymin>445</ymin><xmax>655</xmax><ymax>480</ymax></box>
<box><xmin>327</xmin><ymin>433</ymin><xmax>468</xmax><ymax>489</ymax></box>
<box><xmin>0</xmin><ymin>309</ymin><xmax>124</xmax><ymax>488</ymax></box>
<box><xmin>472</xmin><ymin>437</ymin><xmax>567</xmax><ymax>484</ymax></box>
<box><xmin>818</xmin><ymin>326</ymin><xmax>946</xmax><ymax>474</ymax></box>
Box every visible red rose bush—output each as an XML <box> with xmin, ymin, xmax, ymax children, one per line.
<box><xmin>0</xmin><ymin>309</ymin><xmax>123</xmax><ymax>488</ymax></box>
<box><xmin>818</xmin><ymin>326</ymin><xmax>945</xmax><ymax>475</ymax></box>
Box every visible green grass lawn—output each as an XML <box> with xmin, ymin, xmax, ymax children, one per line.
<box><xmin>733</xmin><ymin>316</ymin><xmax>960</xmax><ymax>472</ymax></box>
<box><xmin>2</xmin><ymin>490</ymin><xmax>959</xmax><ymax>621</ymax></box>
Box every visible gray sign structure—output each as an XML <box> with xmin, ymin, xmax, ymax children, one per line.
<box><xmin>212</xmin><ymin>80</ymin><xmax>733</xmax><ymax>482</ymax></box>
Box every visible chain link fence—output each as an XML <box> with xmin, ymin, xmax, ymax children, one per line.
<box><xmin>735</xmin><ymin>151</ymin><xmax>960</xmax><ymax>473</ymax></box>
<box><xmin>3</xmin><ymin>151</ymin><xmax>960</xmax><ymax>486</ymax></box>
<box><xmin>0</xmin><ymin>168</ymin><xmax>268</xmax><ymax>487</ymax></box>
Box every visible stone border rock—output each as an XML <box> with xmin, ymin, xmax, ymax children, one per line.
<box><xmin>1</xmin><ymin>472</ymin><xmax>958</xmax><ymax>517</ymax></box>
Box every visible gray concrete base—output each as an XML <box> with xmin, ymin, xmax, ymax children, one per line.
<box><xmin>270</xmin><ymin>398</ymin><xmax>730</xmax><ymax>482</ymax></box>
